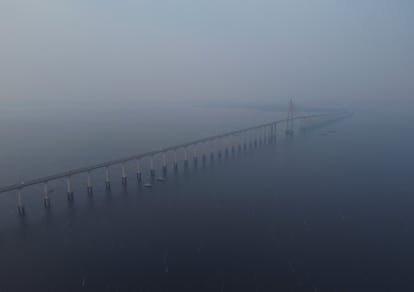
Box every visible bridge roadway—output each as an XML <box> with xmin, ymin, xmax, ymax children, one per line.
<box><xmin>0</xmin><ymin>113</ymin><xmax>342</xmax><ymax>195</ymax></box>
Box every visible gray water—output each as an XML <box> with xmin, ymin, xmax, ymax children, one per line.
<box><xmin>1</xmin><ymin>105</ymin><xmax>414</xmax><ymax>291</ymax></box>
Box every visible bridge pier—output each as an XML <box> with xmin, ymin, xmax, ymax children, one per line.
<box><xmin>285</xmin><ymin>99</ymin><xmax>294</xmax><ymax>137</ymax></box>
<box><xmin>173</xmin><ymin>150</ymin><xmax>178</xmax><ymax>170</ymax></box>
<box><xmin>218</xmin><ymin>138</ymin><xmax>222</xmax><ymax>160</ymax></box>
<box><xmin>136</xmin><ymin>160</ymin><xmax>142</xmax><ymax>182</ymax></box>
<box><xmin>17</xmin><ymin>189</ymin><xmax>25</xmax><ymax>216</ymax></box>
<box><xmin>269</xmin><ymin>125</ymin><xmax>274</xmax><ymax>143</ymax></box>
<box><xmin>150</xmin><ymin>156</ymin><xmax>155</xmax><ymax>176</ymax></box>
<box><xmin>184</xmin><ymin>148</ymin><xmax>188</xmax><ymax>168</ymax></box>
<box><xmin>193</xmin><ymin>145</ymin><xmax>198</xmax><ymax>165</ymax></box>
<box><xmin>210</xmin><ymin>140</ymin><xmax>214</xmax><ymax>161</ymax></box>
<box><xmin>258</xmin><ymin>128</ymin><xmax>262</xmax><ymax>146</ymax></box>
<box><xmin>87</xmin><ymin>171</ymin><xmax>93</xmax><ymax>194</ymax></box>
<box><xmin>258</xmin><ymin>129</ymin><xmax>261</xmax><ymax>146</ymax></box>
<box><xmin>225</xmin><ymin>137</ymin><xmax>229</xmax><ymax>158</ymax></box>
<box><xmin>121</xmin><ymin>162</ymin><xmax>127</xmax><ymax>185</ymax></box>
<box><xmin>268</xmin><ymin>125</ymin><xmax>272</xmax><ymax>144</ymax></box>
<box><xmin>43</xmin><ymin>182</ymin><xmax>50</xmax><ymax>208</ymax></box>
<box><xmin>249</xmin><ymin>131</ymin><xmax>252</xmax><ymax>150</ymax></box>
<box><xmin>268</xmin><ymin>125</ymin><xmax>272</xmax><ymax>143</ymax></box>
<box><xmin>162</xmin><ymin>153</ymin><xmax>167</xmax><ymax>173</ymax></box>
<box><xmin>202</xmin><ymin>143</ymin><xmax>206</xmax><ymax>163</ymax></box>
<box><xmin>105</xmin><ymin>166</ymin><xmax>111</xmax><ymax>189</ymax></box>
<box><xmin>66</xmin><ymin>176</ymin><xmax>74</xmax><ymax>201</ymax></box>
<box><xmin>231</xmin><ymin>135</ymin><xmax>236</xmax><ymax>155</ymax></box>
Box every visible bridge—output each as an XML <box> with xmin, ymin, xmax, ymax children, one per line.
<box><xmin>0</xmin><ymin>103</ymin><xmax>351</xmax><ymax>216</ymax></box>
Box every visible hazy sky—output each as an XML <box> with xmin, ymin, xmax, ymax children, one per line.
<box><xmin>0</xmin><ymin>0</ymin><xmax>413</xmax><ymax>109</ymax></box>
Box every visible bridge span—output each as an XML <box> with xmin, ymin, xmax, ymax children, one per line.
<box><xmin>0</xmin><ymin>111</ymin><xmax>350</xmax><ymax>216</ymax></box>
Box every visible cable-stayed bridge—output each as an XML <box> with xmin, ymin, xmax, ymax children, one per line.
<box><xmin>0</xmin><ymin>103</ymin><xmax>351</xmax><ymax>216</ymax></box>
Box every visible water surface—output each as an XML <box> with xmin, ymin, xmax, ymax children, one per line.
<box><xmin>1</xmin><ymin>107</ymin><xmax>413</xmax><ymax>291</ymax></box>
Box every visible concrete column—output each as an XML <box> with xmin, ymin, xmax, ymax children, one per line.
<box><xmin>231</xmin><ymin>135</ymin><xmax>236</xmax><ymax>154</ymax></box>
<box><xmin>202</xmin><ymin>142</ymin><xmax>206</xmax><ymax>163</ymax></box>
<box><xmin>262</xmin><ymin>127</ymin><xmax>265</xmax><ymax>144</ymax></box>
<box><xmin>173</xmin><ymin>150</ymin><xmax>178</xmax><ymax>170</ymax></box>
<box><xmin>258</xmin><ymin>128</ymin><xmax>262</xmax><ymax>146</ymax></box>
<box><xmin>218</xmin><ymin>138</ymin><xmax>222</xmax><ymax>159</ymax></box>
<box><xmin>136</xmin><ymin>160</ymin><xmax>142</xmax><ymax>181</ymax></box>
<box><xmin>162</xmin><ymin>153</ymin><xmax>167</xmax><ymax>173</ymax></box>
<box><xmin>243</xmin><ymin>131</ymin><xmax>247</xmax><ymax>151</ymax></box>
<box><xmin>121</xmin><ymin>162</ymin><xmax>127</xmax><ymax>185</ymax></box>
<box><xmin>184</xmin><ymin>148</ymin><xmax>188</xmax><ymax>168</ymax></box>
<box><xmin>237</xmin><ymin>132</ymin><xmax>243</xmax><ymax>153</ymax></box>
<box><xmin>87</xmin><ymin>171</ymin><xmax>93</xmax><ymax>194</ymax></box>
<box><xmin>268</xmin><ymin>125</ymin><xmax>271</xmax><ymax>143</ymax></box>
<box><xmin>17</xmin><ymin>189</ymin><xmax>25</xmax><ymax>216</ymax></box>
<box><xmin>210</xmin><ymin>140</ymin><xmax>215</xmax><ymax>161</ymax></box>
<box><xmin>285</xmin><ymin>118</ymin><xmax>293</xmax><ymax>137</ymax></box>
<box><xmin>274</xmin><ymin>123</ymin><xmax>277</xmax><ymax>141</ymax></box>
<box><xmin>235</xmin><ymin>134</ymin><xmax>239</xmax><ymax>153</ymax></box>
<box><xmin>66</xmin><ymin>176</ymin><xmax>74</xmax><ymax>201</ymax></box>
<box><xmin>268</xmin><ymin>125</ymin><xmax>271</xmax><ymax>141</ymax></box>
<box><xmin>193</xmin><ymin>145</ymin><xmax>198</xmax><ymax>164</ymax></box>
<box><xmin>150</xmin><ymin>156</ymin><xmax>155</xmax><ymax>176</ymax></box>
<box><xmin>268</xmin><ymin>125</ymin><xmax>272</xmax><ymax>143</ymax></box>
<box><xmin>105</xmin><ymin>166</ymin><xmax>111</xmax><ymax>189</ymax></box>
<box><xmin>225</xmin><ymin>136</ymin><xmax>229</xmax><ymax>158</ymax></box>
<box><xmin>43</xmin><ymin>182</ymin><xmax>50</xmax><ymax>208</ymax></box>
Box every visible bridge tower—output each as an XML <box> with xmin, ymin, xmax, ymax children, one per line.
<box><xmin>285</xmin><ymin>99</ymin><xmax>294</xmax><ymax>136</ymax></box>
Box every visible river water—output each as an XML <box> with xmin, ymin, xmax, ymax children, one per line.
<box><xmin>0</xmin><ymin>104</ymin><xmax>413</xmax><ymax>291</ymax></box>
